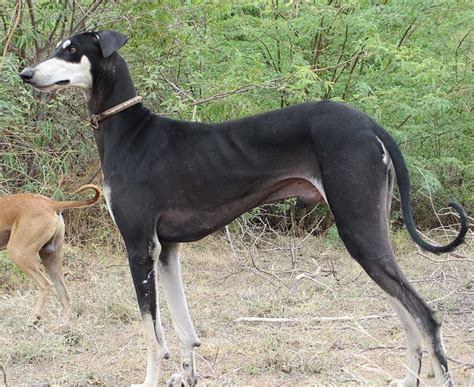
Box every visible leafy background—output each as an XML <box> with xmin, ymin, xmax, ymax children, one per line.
<box><xmin>1</xmin><ymin>0</ymin><xmax>472</xmax><ymax>236</ymax></box>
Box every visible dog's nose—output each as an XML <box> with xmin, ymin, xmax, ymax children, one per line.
<box><xmin>19</xmin><ymin>68</ymin><xmax>34</xmax><ymax>81</ymax></box>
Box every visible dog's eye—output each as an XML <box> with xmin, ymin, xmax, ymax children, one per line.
<box><xmin>67</xmin><ymin>46</ymin><xmax>77</xmax><ymax>54</ymax></box>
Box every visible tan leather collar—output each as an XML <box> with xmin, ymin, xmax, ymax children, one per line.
<box><xmin>90</xmin><ymin>96</ymin><xmax>143</xmax><ymax>129</ymax></box>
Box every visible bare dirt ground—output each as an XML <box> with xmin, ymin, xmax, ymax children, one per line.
<box><xmin>1</xmin><ymin>227</ymin><xmax>473</xmax><ymax>386</ymax></box>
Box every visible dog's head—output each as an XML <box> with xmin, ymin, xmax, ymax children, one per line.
<box><xmin>19</xmin><ymin>30</ymin><xmax>128</xmax><ymax>92</ymax></box>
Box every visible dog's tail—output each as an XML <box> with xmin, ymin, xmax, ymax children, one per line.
<box><xmin>52</xmin><ymin>184</ymin><xmax>101</xmax><ymax>210</ymax></box>
<box><xmin>373</xmin><ymin>124</ymin><xmax>468</xmax><ymax>255</ymax></box>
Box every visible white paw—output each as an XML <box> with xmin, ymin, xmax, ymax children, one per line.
<box><xmin>167</xmin><ymin>373</ymin><xmax>185</xmax><ymax>387</ymax></box>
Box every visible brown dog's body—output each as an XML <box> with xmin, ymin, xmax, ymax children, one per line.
<box><xmin>0</xmin><ymin>184</ymin><xmax>101</xmax><ymax>324</ymax></box>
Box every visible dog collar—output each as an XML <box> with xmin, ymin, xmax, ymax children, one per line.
<box><xmin>90</xmin><ymin>96</ymin><xmax>143</xmax><ymax>129</ymax></box>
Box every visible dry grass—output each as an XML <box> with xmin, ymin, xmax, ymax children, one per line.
<box><xmin>0</xmin><ymin>228</ymin><xmax>473</xmax><ymax>386</ymax></box>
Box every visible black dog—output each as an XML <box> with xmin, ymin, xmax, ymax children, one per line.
<box><xmin>20</xmin><ymin>30</ymin><xmax>467</xmax><ymax>386</ymax></box>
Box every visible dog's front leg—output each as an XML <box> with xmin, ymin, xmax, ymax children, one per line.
<box><xmin>158</xmin><ymin>242</ymin><xmax>200</xmax><ymax>387</ymax></box>
<box><xmin>126</xmin><ymin>235</ymin><xmax>170</xmax><ymax>387</ymax></box>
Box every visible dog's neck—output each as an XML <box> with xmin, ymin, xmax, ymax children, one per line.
<box><xmin>87</xmin><ymin>53</ymin><xmax>137</xmax><ymax>115</ymax></box>
<box><xmin>87</xmin><ymin>53</ymin><xmax>147</xmax><ymax>162</ymax></box>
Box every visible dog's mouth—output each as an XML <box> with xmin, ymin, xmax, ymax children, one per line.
<box><xmin>26</xmin><ymin>80</ymin><xmax>70</xmax><ymax>91</ymax></box>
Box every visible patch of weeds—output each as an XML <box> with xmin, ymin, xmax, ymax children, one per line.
<box><xmin>0</xmin><ymin>252</ymin><xmax>30</xmax><ymax>291</ymax></box>
<box><xmin>86</xmin><ymin>372</ymin><xmax>106</xmax><ymax>385</ymax></box>
<box><xmin>324</xmin><ymin>226</ymin><xmax>342</xmax><ymax>247</ymax></box>
<box><xmin>245</xmin><ymin>296</ymin><xmax>273</xmax><ymax>317</ymax></box>
<box><xmin>62</xmin><ymin>328</ymin><xmax>84</xmax><ymax>346</ymax></box>
<box><xmin>390</xmin><ymin>228</ymin><xmax>413</xmax><ymax>255</ymax></box>
<box><xmin>303</xmin><ymin>361</ymin><xmax>325</xmax><ymax>375</ymax></box>
<box><xmin>6</xmin><ymin>335</ymin><xmax>67</xmax><ymax>363</ymax></box>
<box><xmin>259</xmin><ymin>334</ymin><xmax>291</xmax><ymax>371</ymax></box>
<box><xmin>103</xmin><ymin>295</ymin><xmax>136</xmax><ymax>323</ymax></box>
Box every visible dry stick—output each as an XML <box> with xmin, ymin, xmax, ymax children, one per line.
<box><xmin>360</xmin><ymin>345</ymin><xmax>406</xmax><ymax>353</ymax></box>
<box><xmin>454</xmin><ymin>28</ymin><xmax>472</xmax><ymax>83</ymax></box>
<box><xmin>396</xmin><ymin>114</ymin><xmax>412</xmax><ymax>130</ymax></box>
<box><xmin>416</xmin><ymin>166</ymin><xmax>450</xmax><ymax>242</ymax></box>
<box><xmin>69</xmin><ymin>0</ymin><xmax>75</xmax><ymax>33</ymax></box>
<box><xmin>291</xmin><ymin>272</ymin><xmax>336</xmax><ymax>298</ymax></box>
<box><xmin>258</xmin><ymin>36</ymin><xmax>279</xmax><ymax>73</ymax></box>
<box><xmin>234</xmin><ymin>313</ymin><xmax>394</xmax><ymax>324</ymax></box>
<box><xmin>0</xmin><ymin>363</ymin><xmax>7</xmax><ymax>387</ymax></box>
<box><xmin>331</xmin><ymin>25</ymin><xmax>349</xmax><ymax>83</ymax></box>
<box><xmin>84</xmin><ymin>165</ymin><xmax>101</xmax><ymax>184</ymax></box>
<box><xmin>159</xmin><ymin>68</ymin><xmax>196</xmax><ymax>103</ymax></box>
<box><xmin>382</xmin><ymin>18</ymin><xmax>417</xmax><ymax>73</ymax></box>
<box><xmin>71</xmin><ymin>0</ymin><xmax>105</xmax><ymax>32</ymax></box>
<box><xmin>416</xmin><ymin>247</ymin><xmax>474</xmax><ymax>264</ymax></box>
<box><xmin>342</xmin><ymin>45</ymin><xmax>364</xmax><ymax>100</ymax></box>
<box><xmin>397</xmin><ymin>18</ymin><xmax>417</xmax><ymax>48</ymax></box>
<box><xmin>0</xmin><ymin>0</ymin><xmax>22</xmax><ymax>73</ymax></box>
<box><xmin>26</xmin><ymin>0</ymin><xmax>40</xmax><ymax>61</ymax></box>
<box><xmin>310</xmin><ymin>16</ymin><xmax>325</xmax><ymax>70</ymax></box>
<box><xmin>45</xmin><ymin>3</ymin><xmax>67</xmax><ymax>50</ymax></box>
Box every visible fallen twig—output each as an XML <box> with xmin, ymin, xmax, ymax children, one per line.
<box><xmin>234</xmin><ymin>313</ymin><xmax>394</xmax><ymax>324</ymax></box>
<box><xmin>417</xmin><ymin>247</ymin><xmax>474</xmax><ymax>263</ymax></box>
<box><xmin>291</xmin><ymin>272</ymin><xmax>336</xmax><ymax>298</ymax></box>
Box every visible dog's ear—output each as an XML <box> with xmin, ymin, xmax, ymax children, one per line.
<box><xmin>96</xmin><ymin>30</ymin><xmax>128</xmax><ymax>57</ymax></box>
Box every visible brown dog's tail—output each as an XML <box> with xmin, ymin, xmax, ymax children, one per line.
<box><xmin>52</xmin><ymin>184</ymin><xmax>101</xmax><ymax>210</ymax></box>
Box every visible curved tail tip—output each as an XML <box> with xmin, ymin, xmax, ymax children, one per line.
<box><xmin>436</xmin><ymin>201</ymin><xmax>469</xmax><ymax>253</ymax></box>
<box><xmin>74</xmin><ymin>184</ymin><xmax>102</xmax><ymax>203</ymax></box>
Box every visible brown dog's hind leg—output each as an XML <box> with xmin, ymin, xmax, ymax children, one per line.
<box><xmin>7</xmin><ymin>244</ymin><xmax>53</xmax><ymax>325</ymax></box>
<box><xmin>40</xmin><ymin>214</ymin><xmax>71</xmax><ymax>321</ymax></box>
<box><xmin>7</xmin><ymin>216</ymin><xmax>58</xmax><ymax>324</ymax></box>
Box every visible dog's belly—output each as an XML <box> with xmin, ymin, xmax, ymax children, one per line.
<box><xmin>158</xmin><ymin>177</ymin><xmax>324</xmax><ymax>242</ymax></box>
<box><xmin>0</xmin><ymin>230</ymin><xmax>11</xmax><ymax>250</ymax></box>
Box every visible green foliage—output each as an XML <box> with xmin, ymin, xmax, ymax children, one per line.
<box><xmin>1</xmin><ymin>0</ymin><xmax>472</xmax><ymax>231</ymax></box>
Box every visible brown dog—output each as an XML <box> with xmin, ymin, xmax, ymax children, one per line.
<box><xmin>0</xmin><ymin>184</ymin><xmax>101</xmax><ymax>324</ymax></box>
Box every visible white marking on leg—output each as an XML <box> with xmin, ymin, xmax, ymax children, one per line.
<box><xmin>103</xmin><ymin>183</ymin><xmax>117</xmax><ymax>225</ymax></box>
<box><xmin>390</xmin><ymin>296</ymin><xmax>451</xmax><ymax>385</ymax></box>
<box><xmin>140</xmin><ymin>313</ymin><xmax>161</xmax><ymax>387</ymax></box>
<box><xmin>159</xmin><ymin>243</ymin><xmax>200</xmax><ymax>386</ymax></box>
<box><xmin>388</xmin><ymin>296</ymin><xmax>423</xmax><ymax>386</ymax></box>
<box><xmin>134</xmin><ymin>240</ymin><xmax>169</xmax><ymax>387</ymax></box>
<box><xmin>423</xmin><ymin>317</ymin><xmax>451</xmax><ymax>386</ymax></box>
<box><xmin>151</xmin><ymin>237</ymin><xmax>169</xmax><ymax>360</ymax></box>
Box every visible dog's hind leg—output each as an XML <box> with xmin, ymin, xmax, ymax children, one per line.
<box><xmin>388</xmin><ymin>298</ymin><xmax>424</xmax><ymax>386</ymax></box>
<box><xmin>319</xmin><ymin>136</ymin><xmax>452</xmax><ymax>386</ymax></box>
<box><xmin>336</xmin><ymin>221</ymin><xmax>451</xmax><ymax>386</ymax></box>
<box><xmin>39</xmin><ymin>214</ymin><xmax>71</xmax><ymax>321</ymax></box>
<box><xmin>7</xmin><ymin>229</ymin><xmax>54</xmax><ymax>325</ymax></box>
<box><xmin>158</xmin><ymin>242</ymin><xmax>200</xmax><ymax>387</ymax></box>
<box><xmin>126</xmin><ymin>232</ymin><xmax>169</xmax><ymax>387</ymax></box>
<box><xmin>383</xmin><ymin>167</ymin><xmax>424</xmax><ymax>386</ymax></box>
